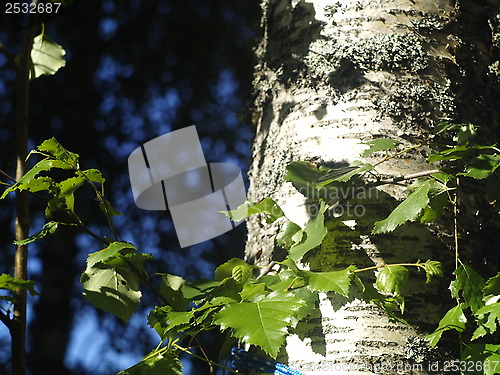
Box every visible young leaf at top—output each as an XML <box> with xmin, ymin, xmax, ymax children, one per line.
<box><xmin>361</xmin><ymin>138</ymin><xmax>400</xmax><ymax>156</ymax></box>
<box><xmin>288</xmin><ymin>201</ymin><xmax>327</xmax><ymax>261</ymax></box>
<box><xmin>426</xmin><ymin>304</ymin><xmax>467</xmax><ymax>348</ymax></box>
<box><xmin>37</xmin><ymin>137</ymin><xmax>79</xmax><ymax>166</ymax></box>
<box><xmin>0</xmin><ymin>274</ymin><xmax>39</xmax><ymax>296</ymax></box>
<box><xmin>213</xmin><ymin>291</ymin><xmax>305</xmax><ymax>358</ymax></box>
<box><xmin>118</xmin><ymin>348</ymin><xmax>183</xmax><ymax>375</ymax></box>
<box><xmin>29</xmin><ymin>34</ymin><xmax>66</xmax><ymax>80</ymax></box>
<box><xmin>372</xmin><ymin>180</ymin><xmax>431</xmax><ymax>234</ymax></box>
<box><xmin>222</xmin><ymin>197</ymin><xmax>285</xmax><ymax>223</ymax></box>
<box><xmin>450</xmin><ymin>265</ymin><xmax>485</xmax><ymax>313</ymax></box>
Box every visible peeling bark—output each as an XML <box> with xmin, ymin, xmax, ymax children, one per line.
<box><xmin>246</xmin><ymin>0</ymin><xmax>500</xmax><ymax>373</ymax></box>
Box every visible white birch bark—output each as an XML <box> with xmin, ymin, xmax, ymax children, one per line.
<box><xmin>245</xmin><ymin>0</ymin><xmax>500</xmax><ymax>373</ymax></box>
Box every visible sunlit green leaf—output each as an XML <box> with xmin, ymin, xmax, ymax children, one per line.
<box><xmin>276</xmin><ymin>220</ymin><xmax>302</xmax><ymax>248</ymax></box>
<box><xmin>376</xmin><ymin>266</ymin><xmax>409</xmax><ymax>298</ymax></box>
<box><xmin>87</xmin><ymin>241</ymin><xmax>137</xmax><ymax>268</ymax></box>
<box><xmin>303</xmin><ymin>265</ymin><xmax>357</xmax><ymax>297</ymax></box>
<box><xmin>118</xmin><ymin>348</ymin><xmax>182</xmax><ymax>375</ymax></box>
<box><xmin>222</xmin><ymin>197</ymin><xmax>285</xmax><ymax>223</ymax></box>
<box><xmin>0</xmin><ymin>274</ymin><xmax>39</xmax><ymax>296</ymax></box>
<box><xmin>361</xmin><ymin>139</ymin><xmax>400</xmax><ymax>156</ymax></box>
<box><xmin>214</xmin><ymin>291</ymin><xmax>305</xmax><ymax>358</ymax></box>
<box><xmin>159</xmin><ymin>274</ymin><xmax>189</xmax><ymax>311</ymax></box>
<box><xmin>288</xmin><ymin>201</ymin><xmax>327</xmax><ymax>261</ymax></box>
<box><xmin>37</xmin><ymin>138</ymin><xmax>79</xmax><ymax>165</ymax></box>
<box><xmin>450</xmin><ymin>265</ymin><xmax>485</xmax><ymax>313</ymax></box>
<box><xmin>81</xmin><ymin>262</ymin><xmax>142</xmax><ymax>322</ymax></box>
<box><xmin>426</xmin><ymin>305</ymin><xmax>467</xmax><ymax>348</ymax></box>
<box><xmin>424</xmin><ymin>260</ymin><xmax>444</xmax><ymax>283</ymax></box>
<box><xmin>30</xmin><ymin>34</ymin><xmax>66</xmax><ymax>79</ymax></box>
<box><xmin>372</xmin><ymin>180</ymin><xmax>431</xmax><ymax>234</ymax></box>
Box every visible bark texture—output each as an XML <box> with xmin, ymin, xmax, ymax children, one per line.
<box><xmin>246</xmin><ymin>0</ymin><xmax>500</xmax><ymax>373</ymax></box>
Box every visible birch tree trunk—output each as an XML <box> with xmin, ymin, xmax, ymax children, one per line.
<box><xmin>246</xmin><ymin>0</ymin><xmax>500</xmax><ymax>373</ymax></box>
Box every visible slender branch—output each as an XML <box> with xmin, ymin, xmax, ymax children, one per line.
<box><xmin>173</xmin><ymin>344</ymin><xmax>238</xmax><ymax>374</ymax></box>
<box><xmin>354</xmin><ymin>262</ymin><xmax>426</xmax><ymax>273</ymax></box>
<box><xmin>12</xmin><ymin>16</ymin><xmax>38</xmax><ymax>375</ymax></box>
<box><xmin>366</xmin><ymin>169</ymin><xmax>441</xmax><ymax>188</ymax></box>
<box><xmin>0</xmin><ymin>168</ymin><xmax>17</xmax><ymax>183</ymax></box>
<box><xmin>0</xmin><ymin>41</ymin><xmax>20</xmax><ymax>76</ymax></box>
<box><xmin>371</xmin><ymin>144</ymin><xmax>422</xmax><ymax>168</ymax></box>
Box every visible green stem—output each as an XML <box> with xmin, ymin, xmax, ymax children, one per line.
<box><xmin>355</xmin><ymin>263</ymin><xmax>426</xmax><ymax>273</ymax></box>
<box><xmin>173</xmin><ymin>344</ymin><xmax>238</xmax><ymax>374</ymax></box>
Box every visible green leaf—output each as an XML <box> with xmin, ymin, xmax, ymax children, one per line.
<box><xmin>148</xmin><ymin>306</ymin><xmax>194</xmax><ymax>340</ymax></box>
<box><xmin>0</xmin><ymin>274</ymin><xmax>39</xmax><ymax>296</ymax></box>
<box><xmin>426</xmin><ymin>305</ymin><xmax>467</xmax><ymax>348</ymax></box>
<box><xmin>159</xmin><ymin>274</ymin><xmax>189</xmax><ymax>311</ymax></box>
<box><xmin>13</xmin><ymin>221</ymin><xmax>61</xmax><ymax>246</ymax></box>
<box><xmin>462</xmin><ymin>344</ymin><xmax>500</xmax><ymax>375</ymax></box>
<box><xmin>239</xmin><ymin>282</ymin><xmax>267</xmax><ymax>302</ymax></box>
<box><xmin>99</xmin><ymin>199</ymin><xmax>123</xmax><ymax>217</ymax></box>
<box><xmin>376</xmin><ymin>266</ymin><xmax>409</xmax><ymax>298</ymax></box>
<box><xmin>118</xmin><ymin>348</ymin><xmax>183</xmax><ymax>375</ymax></box>
<box><xmin>303</xmin><ymin>266</ymin><xmax>357</xmax><ymax>297</ymax></box>
<box><xmin>181</xmin><ymin>279</ymin><xmax>223</xmax><ymax>301</ymax></box>
<box><xmin>450</xmin><ymin>265</ymin><xmax>485</xmax><ymax>313</ymax></box>
<box><xmin>484</xmin><ymin>273</ymin><xmax>500</xmax><ymax>301</ymax></box>
<box><xmin>81</xmin><ymin>169</ymin><xmax>105</xmax><ymax>184</ymax></box>
<box><xmin>474</xmin><ymin>303</ymin><xmax>500</xmax><ymax>337</ymax></box>
<box><xmin>460</xmin><ymin>154</ymin><xmax>500</xmax><ymax>179</ymax></box>
<box><xmin>284</xmin><ymin>161</ymin><xmax>325</xmax><ymax>185</ymax></box>
<box><xmin>29</xmin><ymin>34</ymin><xmax>66</xmax><ymax>79</ymax></box>
<box><xmin>59</xmin><ymin>176</ymin><xmax>85</xmax><ymax>213</ymax></box>
<box><xmin>288</xmin><ymin>201</ymin><xmax>327</xmax><ymax>261</ymax></box>
<box><xmin>372</xmin><ymin>180</ymin><xmax>431</xmax><ymax>234</ymax></box>
<box><xmin>420</xmin><ymin>192</ymin><xmax>449</xmax><ymax>223</ymax></box>
<box><xmin>1</xmin><ymin>159</ymin><xmax>73</xmax><ymax>198</ymax></box>
<box><xmin>424</xmin><ymin>260</ymin><xmax>444</xmax><ymax>283</ymax></box>
<box><xmin>356</xmin><ymin>280</ymin><xmax>407</xmax><ymax>324</ymax></box>
<box><xmin>317</xmin><ymin>161</ymin><xmax>373</xmax><ymax>186</ymax></box>
<box><xmin>214</xmin><ymin>258</ymin><xmax>254</xmax><ymax>282</ymax></box>
<box><xmin>87</xmin><ymin>241</ymin><xmax>137</xmax><ymax>268</ymax></box>
<box><xmin>222</xmin><ymin>197</ymin><xmax>285</xmax><ymax>223</ymax></box>
<box><xmin>214</xmin><ymin>291</ymin><xmax>305</xmax><ymax>358</ymax></box>
<box><xmin>81</xmin><ymin>262</ymin><xmax>142</xmax><ymax>322</ymax></box>
<box><xmin>276</xmin><ymin>220</ymin><xmax>302</xmax><ymax>248</ymax></box>
<box><xmin>361</xmin><ymin>139</ymin><xmax>400</xmax><ymax>156</ymax></box>
<box><xmin>37</xmin><ymin>138</ymin><xmax>79</xmax><ymax>165</ymax></box>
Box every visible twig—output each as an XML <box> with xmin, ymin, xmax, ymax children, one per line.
<box><xmin>174</xmin><ymin>343</ymin><xmax>238</xmax><ymax>374</ymax></box>
<box><xmin>0</xmin><ymin>168</ymin><xmax>16</xmax><ymax>183</ymax></box>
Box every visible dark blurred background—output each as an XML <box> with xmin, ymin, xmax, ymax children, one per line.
<box><xmin>0</xmin><ymin>1</ymin><xmax>260</xmax><ymax>374</ymax></box>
